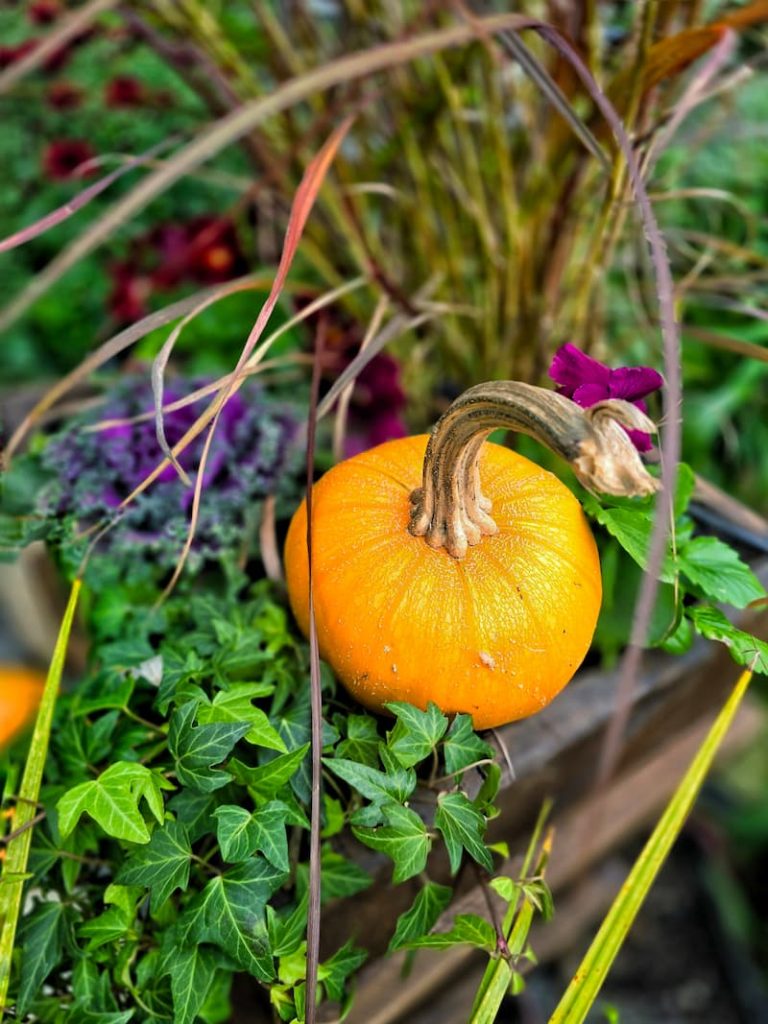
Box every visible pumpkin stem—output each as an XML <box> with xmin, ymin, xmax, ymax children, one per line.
<box><xmin>408</xmin><ymin>381</ymin><xmax>660</xmax><ymax>558</ymax></box>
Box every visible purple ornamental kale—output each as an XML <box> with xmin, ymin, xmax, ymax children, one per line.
<box><xmin>548</xmin><ymin>343</ymin><xmax>663</xmax><ymax>452</ymax></box>
<box><xmin>42</xmin><ymin>373</ymin><xmax>300</xmax><ymax>571</ymax></box>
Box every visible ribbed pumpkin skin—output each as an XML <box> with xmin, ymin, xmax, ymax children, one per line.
<box><xmin>284</xmin><ymin>436</ymin><xmax>601</xmax><ymax>730</ymax></box>
<box><xmin>0</xmin><ymin>667</ymin><xmax>45</xmax><ymax>750</ymax></box>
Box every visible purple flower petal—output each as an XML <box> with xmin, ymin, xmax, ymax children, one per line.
<box><xmin>549</xmin><ymin>343</ymin><xmax>611</xmax><ymax>397</ymax></box>
<box><xmin>626</xmin><ymin>428</ymin><xmax>654</xmax><ymax>452</ymax></box>
<box><xmin>608</xmin><ymin>366</ymin><xmax>663</xmax><ymax>402</ymax></box>
<box><xmin>571</xmin><ymin>382</ymin><xmax>611</xmax><ymax>408</ymax></box>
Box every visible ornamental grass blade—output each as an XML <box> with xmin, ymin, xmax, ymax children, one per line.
<box><xmin>0</xmin><ymin>580</ymin><xmax>81</xmax><ymax>1020</ymax></box>
<box><xmin>0</xmin><ymin>139</ymin><xmax>177</xmax><ymax>254</ymax></box>
<box><xmin>0</xmin><ymin>12</ymin><xmax>537</xmax><ymax>337</ymax></box>
<box><xmin>157</xmin><ymin>117</ymin><xmax>353</xmax><ymax>600</ymax></box>
<box><xmin>548</xmin><ymin>667</ymin><xmax>754</xmax><ymax>1024</ymax></box>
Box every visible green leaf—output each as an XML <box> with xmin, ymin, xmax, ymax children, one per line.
<box><xmin>229</xmin><ymin>744</ymin><xmax>310</xmax><ymax>799</ymax></box>
<box><xmin>214</xmin><ymin>802</ymin><xmax>289</xmax><ymax>870</ymax></box>
<box><xmin>267</xmin><ymin>896</ymin><xmax>308</xmax><ymax>957</ymax></box>
<box><xmin>689</xmin><ymin>606</ymin><xmax>768</xmax><ymax>674</ymax></box>
<box><xmin>388</xmin><ymin>883</ymin><xmax>453</xmax><ymax>952</ymax></box>
<box><xmin>385</xmin><ymin>701</ymin><xmax>448</xmax><ymax>768</ymax></box>
<box><xmin>197</xmin><ymin>684</ymin><xmax>286</xmax><ymax>751</ymax></box>
<box><xmin>169</xmin><ymin>701</ymin><xmax>250</xmax><ymax>792</ymax></box>
<box><xmin>178</xmin><ymin>859</ymin><xmax>285</xmax><ymax>981</ymax></box>
<box><xmin>352</xmin><ymin>803</ymin><xmax>431</xmax><ymax>883</ymax></box>
<box><xmin>296</xmin><ymin>847</ymin><xmax>372</xmax><ymax>903</ymax></box>
<box><xmin>403</xmin><ymin>913</ymin><xmax>496</xmax><ymax>952</ymax></box>
<box><xmin>165</xmin><ymin>945</ymin><xmax>218</xmax><ymax>1024</ymax></box>
<box><xmin>678</xmin><ymin>537</ymin><xmax>766</xmax><ymax>609</ymax></box>
<box><xmin>548</xmin><ymin>666</ymin><xmax>754</xmax><ymax>1024</ymax></box>
<box><xmin>79</xmin><ymin>906</ymin><xmax>132</xmax><ymax>952</ymax></box>
<box><xmin>117</xmin><ymin>820</ymin><xmax>192</xmax><ymax>911</ymax></box>
<box><xmin>17</xmin><ymin>901</ymin><xmax>68</xmax><ymax>1014</ymax></box>
<box><xmin>57</xmin><ymin>762</ymin><xmax>170</xmax><ymax>843</ymax></box>
<box><xmin>443</xmin><ymin>715</ymin><xmax>495</xmax><ymax>775</ymax></box>
<box><xmin>324</xmin><ymin>755</ymin><xmax>416</xmax><ymax>805</ymax></box>
<box><xmin>673</xmin><ymin>464</ymin><xmax>696</xmax><ymax>519</ymax></box>
<box><xmin>336</xmin><ymin>714</ymin><xmax>381</xmax><ymax>767</ymax></box>
<box><xmin>318</xmin><ymin>940</ymin><xmax>368</xmax><ymax>1002</ymax></box>
<box><xmin>435</xmin><ymin>792</ymin><xmax>493</xmax><ymax>874</ymax></box>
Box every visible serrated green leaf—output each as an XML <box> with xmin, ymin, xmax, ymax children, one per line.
<box><xmin>169</xmin><ymin>701</ymin><xmax>250</xmax><ymax>792</ymax></box>
<box><xmin>229</xmin><ymin>744</ymin><xmax>310</xmax><ymax>799</ymax></box>
<box><xmin>17</xmin><ymin>901</ymin><xmax>68</xmax><ymax>1014</ymax></box>
<box><xmin>403</xmin><ymin>913</ymin><xmax>496</xmax><ymax>952</ymax></box>
<box><xmin>267</xmin><ymin>895</ymin><xmax>308</xmax><ymax>957</ymax></box>
<box><xmin>117</xmin><ymin>820</ymin><xmax>191</xmax><ymax>911</ymax></box>
<box><xmin>443</xmin><ymin>715</ymin><xmax>495</xmax><ymax>775</ymax></box>
<box><xmin>324</xmin><ymin>755</ymin><xmax>416</xmax><ymax>805</ymax></box>
<box><xmin>198</xmin><ymin>685</ymin><xmax>286</xmax><ymax>751</ymax></box>
<box><xmin>318</xmin><ymin>940</ymin><xmax>368</xmax><ymax>1002</ymax></box>
<box><xmin>79</xmin><ymin>906</ymin><xmax>132</xmax><ymax>952</ymax></box>
<box><xmin>352</xmin><ymin>803</ymin><xmax>431</xmax><ymax>883</ymax></box>
<box><xmin>689</xmin><ymin>606</ymin><xmax>768</xmax><ymax>674</ymax></box>
<box><xmin>679</xmin><ymin>537</ymin><xmax>766</xmax><ymax>609</ymax></box>
<box><xmin>178</xmin><ymin>859</ymin><xmax>285</xmax><ymax>981</ymax></box>
<box><xmin>436</xmin><ymin>792</ymin><xmax>493</xmax><ymax>874</ymax></box>
<box><xmin>388</xmin><ymin>882</ymin><xmax>453</xmax><ymax>952</ymax></box>
<box><xmin>385</xmin><ymin>701</ymin><xmax>448</xmax><ymax>767</ymax></box>
<box><xmin>336</xmin><ymin>714</ymin><xmax>381</xmax><ymax>767</ymax></box>
<box><xmin>296</xmin><ymin>848</ymin><xmax>372</xmax><ymax>903</ymax></box>
<box><xmin>165</xmin><ymin>945</ymin><xmax>218</xmax><ymax>1024</ymax></box>
<box><xmin>57</xmin><ymin>762</ymin><xmax>170</xmax><ymax>843</ymax></box>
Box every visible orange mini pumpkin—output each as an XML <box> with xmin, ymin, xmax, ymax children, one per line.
<box><xmin>0</xmin><ymin>665</ymin><xmax>46</xmax><ymax>750</ymax></box>
<box><xmin>285</xmin><ymin>381</ymin><xmax>657</xmax><ymax>729</ymax></box>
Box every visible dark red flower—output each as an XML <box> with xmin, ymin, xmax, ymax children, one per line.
<box><xmin>29</xmin><ymin>0</ymin><xmax>61</xmax><ymax>24</ymax></box>
<box><xmin>0</xmin><ymin>40</ymin><xmax>37</xmax><ymax>69</ymax></box>
<box><xmin>46</xmin><ymin>80</ymin><xmax>83</xmax><ymax>110</ymax></box>
<box><xmin>149</xmin><ymin>217</ymin><xmax>246</xmax><ymax>289</ymax></box>
<box><xmin>549</xmin><ymin>343</ymin><xmax>663</xmax><ymax>452</ymax></box>
<box><xmin>108</xmin><ymin>263</ymin><xmax>151</xmax><ymax>324</ymax></box>
<box><xmin>105</xmin><ymin>76</ymin><xmax>146</xmax><ymax>108</ymax></box>
<box><xmin>43</xmin><ymin>139</ymin><xmax>96</xmax><ymax>180</ymax></box>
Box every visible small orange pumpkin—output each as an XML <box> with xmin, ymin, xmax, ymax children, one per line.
<box><xmin>0</xmin><ymin>665</ymin><xmax>46</xmax><ymax>750</ymax></box>
<box><xmin>285</xmin><ymin>381</ymin><xmax>657</xmax><ymax>729</ymax></box>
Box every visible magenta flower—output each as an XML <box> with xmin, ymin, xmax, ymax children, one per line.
<box><xmin>549</xmin><ymin>343</ymin><xmax>663</xmax><ymax>452</ymax></box>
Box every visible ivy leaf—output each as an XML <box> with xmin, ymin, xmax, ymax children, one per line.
<box><xmin>178</xmin><ymin>859</ymin><xmax>285</xmax><ymax>981</ymax></box>
<box><xmin>78</xmin><ymin>907</ymin><xmax>132</xmax><ymax>952</ymax></box>
<box><xmin>435</xmin><ymin>791</ymin><xmax>493</xmax><ymax>874</ymax></box>
<box><xmin>442</xmin><ymin>714</ymin><xmax>495</xmax><ymax>775</ymax></box>
<box><xmin>352</xmin><ymin>803</ymin><xmax>431</xmax><ymax>883</ymax></box>
<box><xmin>324</xmin><ymin>755</ymin><xmax>416</xmax><ymax>805</ymax></box>
<box><xmin>229</xmin><ymin>744</ymin><xmax>310</xmax><ymax>799</ymax></box>
<box><xmin>17</xmin><ymin>901</ymin><xmax>69</xmax><ymax>1015</ymax></box>
<box><xmin>678</xmin><ymin>537</ymin><xmax>766</xmax><ymax>609</ymax></box>
<box><xmin>214</xmin><ymin>806</ymin><xmax>256</xmax><ymax>863</ymax></box>
<box><xmin>336</xmin><ymin>714</ymin><xmax>381</xmax><ymax>767</ymax></box>
<box><xmin>197</xmin><ymin>684</ymin><xmax>287</xmax><ymax>751</ymax></box>
<box><xmin>167</xmin><ymin>790</ymin><xmax>216</xmax><ymax>842</ymax></box>
<box><xmin>164</xmin><ymin>945</ymin><xmax>218</xmax><ymax>1024</ymax></box>
<box><xmin>57</xmin><ymin>762</ymin><xmax>170</xmax><ymax>843</ymax></box>
<box><xmin>169</xmin><ymin>701</ymin><xmax>250</xmax><ymax>792</ymax></box>
<box><xmin>689</xmin><ymin>606</ymin><xmax>768</xmax><ymax>674</ymax></box>
<box><xmin>117</xmin><ymin>820</ymin><xmax>192</xmax><ymax>912</ymax></box>
<box><xmin>296</xmin><ymin>847</ymin><xmax>372</xmax><ymax>903</ymax></box>
<box><xmin>318</xmin><ymin>940</ymin><xmax>368</xmax><ymax>1003</ymax></box>
<box><xmin>267</xmin><ymin>895</ymin><xmax>309</xmax><ymax>957</ymax></box>
<box><xmin>385</xmin><ymin>701</ymin><xmax>448</xmax><ymax>768</ymax></box>
<box><xmin>388</xmin><ymin>882</ymin><xmax>454</xmax><ymax>952</ymax></box>
<box><xmin>402</xmin><ymin>913</ymin><xmax>497</xmax><ymax>952</ymax></box>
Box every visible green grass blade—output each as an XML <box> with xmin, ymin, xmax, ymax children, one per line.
<box><xmin>0</xmin><ymin>579</ymin><xmax>81</xmax><ymax>1020</ymax></box>
<box><xmin>548</xmin><ymin>666</ymin><xmax>753</xmax><ymax>1024</ymax></box>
